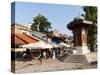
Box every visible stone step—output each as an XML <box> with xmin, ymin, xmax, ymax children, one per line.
<box><xmin>57</xmin><ymin>54</ymin><xmax>69</xmax><ymax>61</ymax></box>
<box><xmin>63</xmin><ymin>55</ymin><xmax>89</xmax><ymax>63</ymax></box>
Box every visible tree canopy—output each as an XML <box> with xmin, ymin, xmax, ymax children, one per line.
<box><xmin>82</xmin><ymin>6</ymin><xmax>97</xmax><ymax>51</ymax></box>
<box><xmin>31</xmin><ymin>14</ymin><xmax>52</xmax><ymax>32</ymax></box>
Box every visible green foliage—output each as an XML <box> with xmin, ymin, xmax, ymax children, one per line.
<box><xmin>31</xmin><ymin>14</ymin><xmax>52</xmax><ymax>32</ymax></box>
<box><xmin>83</xmin><ymin>6</ymin><xmax>97</xmax><ymax>51</ymax></box>
<box><xmin>83</xmin><ymin>6</ymin><xmax>97</xmax><ymax>23</ymax></box>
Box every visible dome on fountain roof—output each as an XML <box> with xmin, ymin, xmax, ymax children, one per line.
<box><xmin>74</xmin><ymin>16</ymin><xmax>85</xmax><ymax>21</ymax></box>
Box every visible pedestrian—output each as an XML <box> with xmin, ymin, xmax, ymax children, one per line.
<box><xmin>43</xmin><ymin>51</ymin><xmax>46</xmax><ymax>60</ymax></box>
<box><xmin>52</xmin><ymin>51</ymin><xmax>56</xmax><ymax>59</ymax></box>
<box><xmin>38</xmin><ymin>53</ymin><xmax>42</xmax><ymax>65</ymax></box>
<box><xmin>37</xmin><ymin>48</ymin><xmax>42</xmax><ymax>65</ymax></box>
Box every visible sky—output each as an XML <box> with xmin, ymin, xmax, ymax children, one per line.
<box><xmin>11</xmin><ymin>2</ymin><xmax>85</xmax><ymax>36</ymax></box>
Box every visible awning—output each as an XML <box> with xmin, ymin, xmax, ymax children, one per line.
<box><xmin>49</xmin><ymin>42</ymin><xmax>58</xmax><ymax>48</ymax></box>
<box><xmin>19</xmin><ymin>41</ymin><xmax>53</xmax><ymax>49</ymax></box>
<box><xmin>58</xmin><ymin>42</ymin><xmax>70</xmax><ymax>48</ymax></box>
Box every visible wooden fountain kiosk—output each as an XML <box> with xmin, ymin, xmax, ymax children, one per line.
<box><xmin>67</xmin><ymin>17</ymin><xmax>92</xmax><ymax>55</ymax></box>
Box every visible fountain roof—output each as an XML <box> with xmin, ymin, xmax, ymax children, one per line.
<box><xmin>67</xmin><ymin>19</ymin><xmax>93</xmax><ymax>30</ymax></box>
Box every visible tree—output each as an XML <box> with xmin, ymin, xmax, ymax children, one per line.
<box><xmin>82</xmin><ymin>6</ymin><xmax>97</xmax><ymax>51</ymax></box>
<box><xmin>31</xmin><ymin>14</ymin><xmax>52</xmax><ymax>32</ymax></box>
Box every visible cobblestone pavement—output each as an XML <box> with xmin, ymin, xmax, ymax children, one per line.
<box><xmin>14</xmin><ymin>57</ymin><xmax>96</xmax><ymax>73</ymax></box>
<box><xmin>85</xmin><ymin>52</ymin><xmax>97</xmax><ymax>63</ymax></box>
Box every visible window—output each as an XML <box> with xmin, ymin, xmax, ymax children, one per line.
<box><xmin>42</xmin><ymin>36</ymin><xmax>46</xmax><ymax>38</ymax></box>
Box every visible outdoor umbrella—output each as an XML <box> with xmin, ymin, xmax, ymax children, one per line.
<box><xmin>49</xmin><ymin>42</ymin><xmax>58</xmax><ymax>48</ymax></box>
<box><xmin>19</xmin><ymin>41</ymin><xmax>53</xmax><ymax>49</ymax></box>
<box><xmin>35</xmin><ymin>41</ymin><xmax>53</xmax><ymax>49</ymax></box>
<box><xmin>58</xmin><ymin>42</ymin><xmax>70</xmax><ymax>48</ymax></box>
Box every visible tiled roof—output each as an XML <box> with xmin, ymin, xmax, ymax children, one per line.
<box><xmin>11</xmin><ymin>36</ymin><xmax>26</xmax><ymax>45</ymax></box>
<box><xmin>11</xmin><ymin>33</ymin><xmax>39</xmax><ymax>45</ymax></box>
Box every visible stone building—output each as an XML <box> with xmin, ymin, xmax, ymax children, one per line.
<box><xmin>11</xmin><ymin>23</ymin><xmax>31</xmax><ymax>34</ymax></box>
